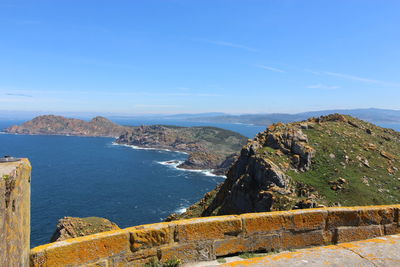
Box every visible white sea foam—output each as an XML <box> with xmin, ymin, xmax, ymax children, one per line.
<box><xmin>111</xmin><ymin>142</ymin><xmax>188</xmax><ymax>154</ymax></box>
<box><xmin>156</xmin><ymin>160</ymin><xmax>226</xmax><ymax>178</ymax></box>
<box><xmin>112</xmin><ymin>142</ymin><xmax>225</xmax><ymax>178</ymax></box>
<box><xmin>174</xmin><ymin>207</ymin><xmax>187</xmax><ymax>214</ymax></box>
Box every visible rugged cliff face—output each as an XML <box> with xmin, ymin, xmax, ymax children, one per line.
<box><xmin>116</xmin><ymin>125</ymin><xmax>247</xmax><ymax>173</ymax></box>
<box><xmin>50</xmin><ymin>217</ymin><xmax>120</xmax><ymax>242</ymax></box>
<box><xmin>6</xmin><ymin>115</ymin><xmax>128</xmax><ymax>137</ymax></box>
<box><xmin>172</xmin><ymin>114</ymin><xmax>400</xmax><ymax>220</ymax></box>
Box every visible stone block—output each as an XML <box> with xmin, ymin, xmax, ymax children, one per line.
<box><xmin>213</xmin><ymin>237</ymin><xmax>248</xmax><ymax>256</ymax></box>
<box><xmin>335</xmin><ymin>225</ymin><xmax>383</xmax><ymax>243</ymax></box>
<box><xmin>292</xmin><ymin>209</ymin><xmax>327</xmax><ymax>231</ymax></box>
<box><xmin>384</xmin><ymin>224</ymin><xmax>400</xmax><ymax>235</ymax></box>
<box><xmin>174</xmin><ymin>216</ymin><xmax>242</xmax><ymax>242</ymax></box>
<box><xmin>160</xmin><ymin>242</ymin><xmax>213</xmax><ymax>263</ymax></box>
<box><xmin>241</xmin><ymin>211</ymin><xmax>293</xmax><ymax>235</ymax></box>
<box><xmin>127</xmin><ymin>222</ymin><xmax>174</xmax><ymax>251</ymax></box>
<box><xmin>30</xmin><ymin>230</ymin><xmax>130</xmax><ymax>266</ymax></box>
<box><xmin>281</xmin><ymin>230</ymin><xmax>326</xmax><ymax>249</ymax></box>
<box><xmin>248</xmin><ymin>234</ymin><xmax>281</xmax><ymax>252</ymax></box>
<box><xmin>327</xmin><ymin>207</ymin><xmax>360</xmax><ymax>229</ymax></box>
<box><xmin>357</xmin><ymin>206</ymin><xmax>395</xmax><ymax>226</ymax></box>
<box><xmin>125</xmin><ymin>247</ymin><xmax>158</xmax><ymax>262</ymax></box>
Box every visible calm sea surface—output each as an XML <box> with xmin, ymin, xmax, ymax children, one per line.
<box><xmin>0</xmin><ymin>120</ymin><xmax>265</xmax><ymax>247</ymax></box>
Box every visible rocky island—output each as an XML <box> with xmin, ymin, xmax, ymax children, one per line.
<box><xmin>5</xmin><ymin>115</ymin><xmax>248</xmax><ymax>174</ymax></box>
<box><xmin>6</xmin><ymin>115</ymin><xmax>128</xmax><ymax>137</ymax></box>
<box><xmin>169</xmin><ymin>114</ymin><xmax>400</xmax><ymax>220</ymax></box>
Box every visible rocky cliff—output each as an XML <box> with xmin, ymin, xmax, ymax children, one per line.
<box><xmin>50</xmin><ymin>217</ymin><xmax>120</xmax><ymax>242</ymax></box>
<box><xmin>116</xmin><ymin>125</ymin><xmax>247</xmax><ymax>174</ymax></box>
<box><xmin>6</xmin><ymin>115</ymin><xmax>128</xmax><ymax>137</ymax></box>
<box><xmin>171</xmin><ymin>114</ymin><xmax>400</xmax><ymax>220</ymax></box>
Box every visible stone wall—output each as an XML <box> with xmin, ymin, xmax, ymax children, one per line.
<box><xmin>30</xmin><ymin>204</ymin><xmax>400</xmax><ymax>266</ymax></box>
<box><xmin>0</xmin><ymin>158</ymin><xmax>31</xmax><ymax>267</ymax></box>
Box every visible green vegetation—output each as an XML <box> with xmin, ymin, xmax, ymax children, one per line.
<box><xmin>217</xmin><ymin>258</ymin><xmax>227</xmax><ymax>263</ymax></box>
<box><xmin>287</xmin><ymin>118</ymin><xmax>400</xmax><ymax>206</ymax></box>
<box><xmin>176</xmin><ymin>114</ymin><xmax>400</xmax><ymax>219</ymax></box>
<box><xmin>238</xmin><ymin>252</ymin><xmax>270</xmax><ymax>259</ymax></box>
<box><xmin>2</xmin><ymin>174</ymin><xmax>10</xmax><ymax>182</ymax></box>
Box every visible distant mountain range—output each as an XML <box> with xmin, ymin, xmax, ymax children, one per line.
<box><xmin>1</xmin><ymin>108</ymin><xmax>400</xmax><ymax>127</ymax></box>
<box><xmin>184</xmin><ymin>108</ymin><xmax>400</xmax><ymax>126</ymax></box>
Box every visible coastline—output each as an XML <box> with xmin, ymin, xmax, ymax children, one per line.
<box><xmin>2</xmin><ymin>131</ymin><xmax>227</xmax><ymax>177</ymax></box>
<box><xmin>112</xmin><ymin>142</ymin><xmax>226</xmax><ymax>178</ymax></box>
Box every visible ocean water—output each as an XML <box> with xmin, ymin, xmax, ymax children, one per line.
<box><xmin>1</xmin><ymin>119</ymin><xmax>399</xmax><ymax>248</ymax></box>
<box><xmin>0</xmin><ymin>120</ymin><xmax>265</xmax><ymax>248</ymax></box>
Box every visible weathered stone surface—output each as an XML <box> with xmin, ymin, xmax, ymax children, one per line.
<box><xmin>28</xmin><ymin>205</ymin><xmax>400</xmax><ymax>266</ymax></box>
<box><xmin>326</xmin><ymin>207</ymin><xmax>361</xmax><ymax>229</ymax></box>
<box><xmin>281</xmin><ymin>230</ymin><xmax>326</xmax><ymax>249</ymax></box>
<box><xmin>338</xmin><ymin>235</ymin><xmax>400</xmax><ymax>267</ymax></box>
<box><xmin>160</xmin><ymin>242</ymin><xmax>213</xmax><ymax>263</ymax></box>
<box><xmin>357</xmin><ymin>206</ymin><xmax>396</xmax><ymax>225</ymax></box>
<box><xmin>292</xmin><ymin>209</ymin><xmax>327</xmax><ymax>231</ymax></box>
<box><xmin>0</xmin><ymin>158</ymin><xmax>31</xmax><ymax>267</ymax></box>
<box><xmin>30</xmin><ymin>230</ymin><xmax>130</xmax><ymax>266</ymax></box>
<box><xmin>213</xmin><ymin>238</ymin><xmax>248</xmax><ymax>256</ymax></box>
<box><xmin>242</xmin><ymin>211</ymin><xmax>293</xmax><ymax>234</ymax></box>
<box><xmin>175</xmin><ymin>216</ymin><xmax>242</xmax><ymax>242</ymax></box>
<box><xmin>335</xmin><ymin>225</ymin><xmax>383</xmax><ymax>243</ymax></box>
<box><xmin>221</xmin><ymin>244</ymin><xmax>375</xmax><ymax>267</ymax></box>
<box><xmin>127</xmin><ymin>222</ymin><xmax>174</xmax><ymax>251</ymax></box>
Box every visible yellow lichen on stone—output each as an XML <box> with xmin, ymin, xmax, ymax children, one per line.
<box><xmin>241</xmin><ymin>211</ymin><xmax>293</xmax><ymax>234</ymax></box>
<box><xmin>127</xmin><ymin>222</ymin><xmax>174</xmax><ymax>251</ymax></box>
<box><xmin>292</xmin><ymin>209</ymin><xmax>327</xmax><ymax>231</ymax></box>
<box><xmin>174</xmin><ymin>215</ymin><xmax>242</xmax><ymax>242</ymax></box>
<box><xmin>30</xmin><ymin>230</ymin><xmax>130</xmax><ymax>266</ymax></box>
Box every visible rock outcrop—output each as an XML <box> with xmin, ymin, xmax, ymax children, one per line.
<box><xmin>173</xmin><ymin>114</ymin><xmax>400</xmax><ymax>220</ymax></box>
<box><xmin>6</xmin><ymin>115</ymin><xmax>128</xmax><ymax>137</ymax></box>
<box><xmin>50</xmin><ymin>216</ymin><xmax>120</xmax><ymax>242</ymax></box>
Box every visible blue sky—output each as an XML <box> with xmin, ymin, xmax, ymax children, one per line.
<box><xmin>0</xmin><ymin>0</ymin><xmax>399</xmax><ymax>115</ymax></box>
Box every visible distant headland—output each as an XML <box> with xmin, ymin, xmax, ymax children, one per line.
<box><xmin>5</xmin><ymin>115</ymin><xmax>248</xmax><ymax>175</ymax></box>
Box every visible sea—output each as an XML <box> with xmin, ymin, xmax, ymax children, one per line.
<box><xmin>1</xmin><ymin>119</ymin><xmax>399</xmax><ymax>248</ymax></box>
<box><xmin>0</xmin><ymin>119</ymin><xmax>266</xmax><ymax>247</ymax></box>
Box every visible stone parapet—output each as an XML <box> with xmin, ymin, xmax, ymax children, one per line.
<box><xmin>30</xmin><ymin>204</ymin><xmax>400</xmax><ymax>266</ymax></box>
<box><xmin>0</xmin><ymin>158</ymin><xmax>31</xmax><ymax>267</ymax></box>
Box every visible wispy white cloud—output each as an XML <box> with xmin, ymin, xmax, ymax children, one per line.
<box><xmin>306</xmin><ymin>70</ymin><xmax>400</xmax><ymax>87</ymax></box>
<box><xmin>255</xmin><ymin>64</ymin><xmax>285</xmax><ymax>73</ymax></box>
<box><xmin>6</xmin><ymin>93</ymin><xmax>33</xmax><ymax>97</ymax></box>
<box><xmin>198</xmin><ymin>39</ymin><xmax>258</xmax><ymax>52</ymax></box>
<box><xmin>0</xmin><ymin>88</ymin><xmax>222</xmax><ymax>98</ymax></box>
<box><xmin>306</xmin><ymin>84</ymin><xmax>340</xmax><ymax>90</ymax></box>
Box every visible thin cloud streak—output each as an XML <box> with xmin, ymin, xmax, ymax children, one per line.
<box><xmin>0</xmin><ymin>88</ymin><xmax>222</xmax><ymax>98</ymax></box>
<box><xmin>306</xmin><ymin>84</ymin><xmax>340</xmax><ymax>90</ymax></box>
<box><xmin>6</xmin><ymin>93</ymin><xmax>33</xmax><ymax>97</ymax></box>
<box><xmin>307</xmin><ymin>70</ymin><xmax>400</xmax><ymax>87</ymax></box>
<box><xmin>198</xmin><ymin>39</ymin><xmax>258</xmax><ymax>52</ymax></box>
<box><xmin>255</xmin><ymin>64</ymin><xmax>285</xmax><ymax>73</ymax></box>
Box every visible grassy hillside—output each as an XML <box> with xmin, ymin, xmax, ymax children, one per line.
<box><xmin>171</xmin><ymin>114</ymin><xmax>400</xmax><ymax>220</ymax></box>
